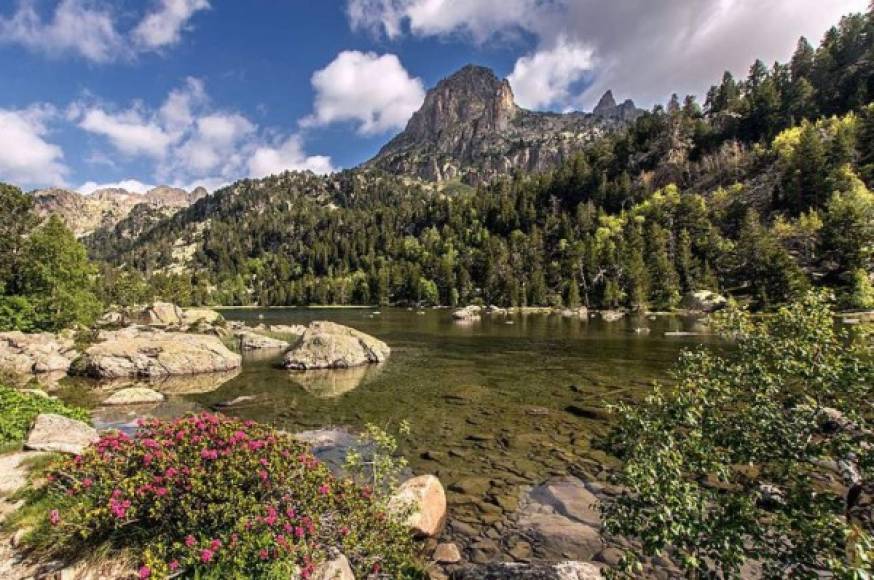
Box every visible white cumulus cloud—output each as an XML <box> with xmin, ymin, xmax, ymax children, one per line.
<box><xmin>303</xmin><ymin>51</ymin><xmax>425</xmax><ymax>135</ymax></box>
<box><xmin>508</xmin><ymin>36</ymin><xmax>595</xmax><ymax>110</ymax></box>
<box><xmin>0</xmin><ymin>0</ymin><xmax>124</xmax><ymax>63</ymax></box>
<box><xmin>347</xmin><ymin>0</ymin><xmax>869</xmax><ymax>110</ymax></box>
<box><xmin>132</xmin><ymin>0</ymin><xmax>211</xmax><ymax>50</ymax></box>
<box><xmin>249</xmin><ymin>135</ymin><xmax>335</xmax><ymax>178</ymax></box>
<box><xmin>71</xmin><ymin>78</ymin><xmax>333</xmax><ymax>190</ymax></box>
<box><xmin>0</xmin><ymin>105</ymin><xmax>68</xmax><ymax>188</ymax></box>
<box><xmin>0</xmin><ymin>0</ymin><xmax>209</xmax><ymax>63</ymax></box>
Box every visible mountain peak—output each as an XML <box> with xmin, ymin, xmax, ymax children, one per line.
<box><xmin>593</xmin><ymin>90</ymin><xmax>617</xmax><ymax>115</ymax></box>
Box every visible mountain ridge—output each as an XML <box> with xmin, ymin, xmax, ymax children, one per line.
<box><xmin>30</xmin><ymin>185</ymin><xmax>208</xmax><ymax>238</ymax></box>
<box><xmin>364</xmin><ymin>64</ymin><xmax>643</xmax><ymax>184</ymax></box>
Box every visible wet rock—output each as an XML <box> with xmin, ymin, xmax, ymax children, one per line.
<box><xmin>72</xmin><ymin>327</ymin><xmax>241</xmax><ymax>379</ymax></box>
<box><xmin>0</xmin><ymin>331</ymin><xmax>78</xmax><ymax>375</ymax></box>
<box><xmin>449</xmin><ymin>520</ymin><xmax>478</xmax><ymax>537</ymax></box>
<box><xmin>560</xmin><ymin>307</ymin><xmax>589</xmax><ymax>318</ymax></box>
<box><xmin>266</xmin><ymin>324</ymin><xmax>307</xmax><ymax>336</ymax></box>
<box><xmin>25</xmin><ymin>414</ymin><xmax>98</xmax><ymax>455</ymax></box>
<box><xmin>102</xmin><ymin>387</ymin><xmax>164</xmax><ymax>406</ymax></box>
<box><xmin>390</xmin><ymin>475</ymin><xmax>447</xmax><ymax>537</ymax></box>
<box><xmin>283</xmin><ymin>321</ymin><xmax>389</xmax><ymax>370</ymax></box>
<box><xmin>433</xmin><ymin>542</ymin><xmax>462</xmax><ymax>564</ymax></box>
<box><xmin>681</xmin><ymin>290</ymin><xmax>727</xmax><ymax>313</ymax></box>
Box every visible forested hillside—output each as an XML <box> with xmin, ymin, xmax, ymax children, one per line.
<box><xmin>87</xmin><ymin>8</ymin><xmax>874</xmax><ymax>311</ymax></box>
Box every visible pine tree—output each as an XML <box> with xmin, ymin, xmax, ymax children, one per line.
<box><xmin>647</xmin><ymin>223</ymin><xmax>682</xmax><ymax>310</ymax></box>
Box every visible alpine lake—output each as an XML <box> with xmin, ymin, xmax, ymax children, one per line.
<box><xmin>55</xmin><ymin>307</ymin><xmax>719</xmax><ymax>566</ymax></box>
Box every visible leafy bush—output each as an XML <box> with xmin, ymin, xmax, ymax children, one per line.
<box><xmin>0</xmin><ymin>385</ymin><xmax>89</xmax><ymax>445</ymax></box>
<box><xmin>26</xmin><ymin>413</ymin><xmax>421</xmax><ymax>579</ymax></box>
<box><xmin>601</xmin><ymin>292</ymin><xmax>874</xmax><ymax>578</ymax></box>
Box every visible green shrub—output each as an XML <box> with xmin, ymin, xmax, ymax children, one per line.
<box><xmin>0</xmin><ymin>385</ymin><xmax>89</xmax><ymax>445</ymax></box>
<box><xmin>601</xmin><ymin>292</ymin><xmax>874</xmax><ymax>577</ymax></box>
<box><xmin>26</xmin><ymin>413</ymin><xmax>421</xmax><ymax>579</ymax></box>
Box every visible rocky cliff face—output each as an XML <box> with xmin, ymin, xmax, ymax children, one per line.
<box><xmin>31</xmin><ymin>185</ymin><xmax>208</xmax><ymax>238</ymax></box>
<box><xmin>366</xmin><ymin>65</ymin><xmax>643</xmax><ymax>184</ymax></box>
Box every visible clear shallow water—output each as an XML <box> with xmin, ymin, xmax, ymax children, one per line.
<box><xmin>61</xmin><ymin>307</ymin><xmax>718</xmax><ymax>553</ymax></box>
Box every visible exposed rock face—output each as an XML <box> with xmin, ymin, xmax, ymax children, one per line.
<box><xmin>71</xmin><ymin>327</ymin><xmax>241</xmax><ymax>379</ymax></box>
<box><xmin>681</xmin><ymin>290</ymin><xmax>727</xmax><ymax>313</ymax></box>
<box><xmin>24</xmin><ymin>414</ymin><xmax>98</xmax><ymax>454</ymax></box>
<box><xmin>182</xmin><ymin>308</ymin><xmax>223</xmax><ymax>325</ymax></box>
<box><xmin>451</xmin><ymin>561</ymin><xmax>603</xmax><ymax>579</ymax></box>
<box><xmin>389</xmin><ymin>474</ymin><xmax>447</xmax><ymax>537</ymax></box>
<box><xmin>30</xmin><ymin>185</ymin><xmax>207</xmax><ymax>238</ymax></box>
<box><xmin>366</xmin><ymin>65</ymin><xmax>642</xmax><ymax>185</ymax></box>
<box><xmin>143</xmin><ymin>302</ymin><xmax>184</xmax><ymax>326</ymax></box>
<box><xmin>283</xmin><ymin>322</ymin><xmax>390</xmax><ymax>370</ymax></box>
<box><xmin>0</xmin><ymin>332</ymin><xmax>78</xmax><ymax>375</ymax></box>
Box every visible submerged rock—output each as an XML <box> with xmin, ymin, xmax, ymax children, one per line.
<box><xmin>283</xmin><ymin>322</ymin><xmax>389</xmax><ymax>370</ymax></box>
<box><xmin>101</xmin><ymin>387</ymin><xmax>165</xmax><ymax>406</ymax></box>
<box><xmin>390</xmin><ymin>474</ymin><xmax>447</xmax><ymax>537</ymax></box>
<box><xmin>510</xmin><ymin>476</ymin><xmax>604</xmax><ymax>561</ymax></box>
<box><xmin>71</xmin><ymin>327</ymin><xmax>241</xmax><ymax>379</ymax></box>
<box><xmin>25</xmin><ymin>414</ymin><xmax>98</xmax><ymax>454</ymax></box>
<box><xmin>0</xmin><ymin>331</ymin><xmax>78</xmax><ymax>376</ymax></box>
<box><xmin>290</xmin><ymin>364</ymin><xmax>383</xmax><ymax>398</ymax></box>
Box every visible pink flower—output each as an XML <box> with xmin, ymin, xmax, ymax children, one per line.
<box><xmin>109</xmin><ymin>497</ymin><xmax>131</xmax><ymax>519</ymax></box>
<box><xmin>168</xmin><ymin>560</ymin><xmax>179</xmax><ymax>572</ymax></box>
<box><xmin>82</xmin><ymin>478</ymin><xmax>93</xmax><ymax>489</ymax></box>
<box><xmin>294</xmin><ymin>526</ymin><xmax>305</xmax><ymax>538</ymax></box>
<box><xmin>200</xmin><ymin>449</ymin><xmax>218</xmax><ymax>460</ymax></box>
<box><xmin>185</xmin><ymin>534</ymin><xmax>197</xmax><ymax>547</ymax></box>
<box><xmin>200</xmin><ymin>548</ymin><xmax>214</xmax><ymax>564</ymax></box>
<box><xmin>209</xmin><ymin>539</ymin><xmax>222</xmax><ymax>551</ymax></box>
<box><xmin>165</xmin><ymin>467</ymin><xmax>178</xmax><ymax>478</ymax></box>
<box><xmin>318</xmin><ymin>484</ymin><xmax>330</xmax><ymax>495</ymax></box>
<box><xmin>138</xmin><ymin>565</ymin><xmax>151</xmax><ymax>579</ymax></box>
<box><xmin>285</xmin><ymin>507</ymin><xmax>296</xmax><ymax>519</ymax></box>
<box><xmin>259</xmin><ymin>548</ymin><xmax>269</xmax><ymax>561</ymax></box>
<box><xmin>155</xmin><ymin>487</ymin><xmax>168</xmax><ymax>497</ymax></box>
<box><xmin>258</xmin><ymin>469</ymin><xmax>269</xmax><ymax>482</ymax></box>
<box><xmin>264</xmin><ymin>506</ymin><xmax>278</xmax><ymax>526</ymax></box>
<box><xmin>339</xmin><ymin>525</ymin><xmax>350</xmax><ymax>536</ymax></box>
<box><xmin>49</xmin><ymin>509</ymin><xmax>61</xmax><ymax>526</ymax></box>
<box><xmin>259</xmin><ymin>458</ymin><xmax>268</xmax><ymax>466</ymax></box>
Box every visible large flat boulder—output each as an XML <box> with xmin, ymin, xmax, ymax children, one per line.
<box><xmin>71</xmin><ymin>327</ymin><xmax>241</xmax><ymax>379</ymax></box>
<box><xmin>283</xmin><ymin>321</ymin><xmax>389</xmax><ymax>370</ymax></box>
<box><xmin>0</xmin><ymin>331</ymin><xmax>78</xmax><ymax>375</ymax></box>
<box><xmin>25</xmin><ymin>414</ymin><xmax>98</xmax><ymax>454</ymax></box>
<box><xmin>102</xmin><ymin>387</ymin><xmax>165</xmax><ymax>406</ymax></box>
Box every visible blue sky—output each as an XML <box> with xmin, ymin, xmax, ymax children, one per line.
<box><xmin>0</xmin><ymin>0</ymin><xmax>867</xmax><ymax>193</ymax></box>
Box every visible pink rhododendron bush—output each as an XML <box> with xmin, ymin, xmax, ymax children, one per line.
<box><xmin>22</xmin><ymin>413</ymin><xmax>421</xmax><ymax>579</ymax></box>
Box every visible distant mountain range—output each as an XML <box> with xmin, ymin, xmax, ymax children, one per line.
<box><xmin>365</xmin><ymin>64</ymin><xmax>642</xmax><ymax>184</ymax></box>
<box><xmin>31</xmin><ymin>185</ymin><xmax>208</xmax><ymax>237</ymax></box>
